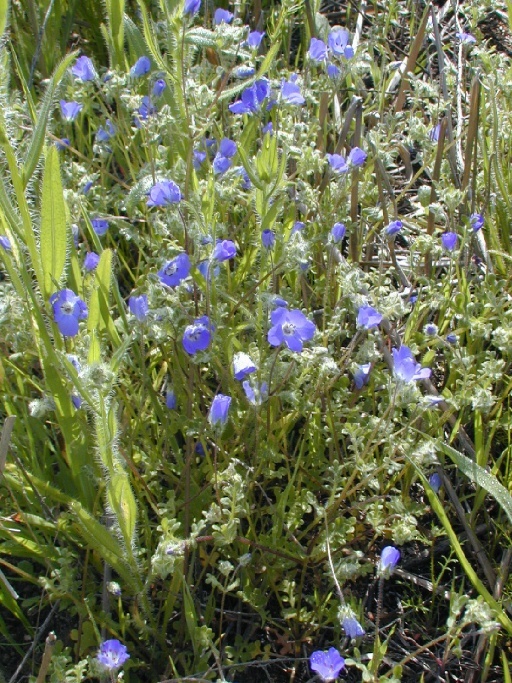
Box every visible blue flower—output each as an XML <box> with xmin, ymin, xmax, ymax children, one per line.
<box><xmin>97</xmin><ymin>639</ymin><xmax>130</xmax><ymax>671</ymax></box>
<box><xmin>342</xmin><ymin>615</ymin><xmax>365</xmax><ymax>638</ymax></box>
<box><xmin>233</xmin><ymin>352</ymin><xmax>256</xmax><ymax>380</ymax></box>
<box><xmin>429</xmin><ymin>472</ymin><xmax>442</xmax><ymax>493</ymax></box>
<box><xmin>353</xmin><ymin>363</ymin><xmax>371</xmax><ymax>389</ymax></box>
<box><xmin>430</xmin><ymin>124</ymin><xmax>441</xmax><ymax>142</ymax></box>
<box><xmin>328</xmin><ymin>28</ymin><xmax>354</xmax><ymax>58</ymax></box>
<box><xmin>214</xmin><ymin>8</ymin><xmax>233</xmax><ymax>24</ymax></box>
<box><xmin>184</xmin><ymin>0</ymin><xmax>201</xmax><ymax>14</ymax></box>
<box><xmin>392</xmin><ymin>345</ymin><xmax>431</xmax><ymax>382</ymax></box>
<box><xmin>71</xmin><ymin>394</ymin><xmax>82</xmax><ymax>409</ymax></box>
<box><xmin>309</xmin><ymin>648</ymin><xmax>345</xmax><ymax>681</ymax></box>
<box><xmin>130</xmin><ymin>56</ymin><xmax>151</xmax><ymax>77</ymax></box>
<box><xmin>385</xmin><ymin>220</ymin><xmax>403</xmax><ymax>236</ymax></box>
<box><xmin>60</xmin><ymin>100</ymin><xmax>82</xmax><ymax>121</ymax></box>
<box><xmin>208</xmin><ymin>394</ymin><xmax>231</xmax><ymax>426</ymax></box>
<box><xmin>470</xmin><ymin>213</ymin><xmax>484</xmax><ymax>232</ymax></box>
<box><xmin>233</xmin><ymin>65</ymin><xmax>256</xmax><ymax>79</ymax></box>
<box><xmin>243</xmin><ymin>379</ymin><xmax>268</xmax><ymax>405</ymax></box>
<box><xmin>0</xmin><ymin>235</ymin><xmax>11</xmax><ymax>250</ymax></box>
<box><xmin>193</xmin><ymin>150</ymin><xmax>207</xmax><ymax>169</ymax></box>
<box><xmin>55</xmin><ymin>138</ymin><xmax>70</xmax><ymax>151</ymax></box>
<box><xmin>424</xmin><ymin>323</ymin><xmax>438</xmax><ymax>336</ymax></box>
<box><xmin>327</xmin><ymin>63</ymin><xmax>341</xmax><ymax>79</ymax></box>
<box><xmin>147</xmin><ymin>180</ymin><xmax>182</xmax><ymax>206</ymax></box>
<box><xmin>91</xmin><ymin>218</ymin><xmax>109</xmax><ymax>236</ymax></box>
<box><xmin>213</xmin><ymin>155</ymin><xmax>232</xmax><ymax>175</ymax></box>
<box><xmin>213</xmin><ymin>239</ymin><xmax>236</xmax><ymax>261</ymax></box>
<box><xmin>82</xmin><ymin>181</ymin><xmax>93</xmax><ymax>194</ymax></box>
<box><xmin>326</xmin><ymin>153</ymin><xmax>349</xmax><ymax>174</ymax></box>
<box><xmin>262</xmin><ymin>229</ymin><xmax>275</xmax><ymax>249</ymax></box>
<box><xmin>308</xmin><ymin>37</ymin><xmax>328</xmax><ymax>62</ymax></box>
<box><xmin>138</xmin><ymin>96</ymin><xmax>156</xmax><ymax>120</ymax></box>
<box><xmin>235</xmin><ymin>166</ymin><xmax>252</xmax><ymax>189</ymax></box>
<box><xmin>331</xmin><ymin>222</ymin><xmax>346</xmax><ymax>243</ymax></box>
<box><xmin>50</xmin><ymin>289</ymin><xmax>88</xmax><ymax>337</ymax></box>
<box><xmin>441</xmin><ymin>232</ymin><xmax>458</xmax><ymax>250</ymax></box>
<box><xmin>72</xmin><ymin>55</ymin><xmax>96</xmax><ymax>81</ymax></box>
<box><xmin>378</xmin><ymin>546</ymin><xmax>400</xmax><ymax>577</ymax></box>
<box><xmin>456</xmin><ymin>31</ymin><xmax>476</xmax><ymax>44</ymax></box>
<box><xmin>357</xmin><ymin>305</ymin><xmax>382</xmax><ymax>329</ymax></box>
<box><xmin>84</xmin><ymin>252</ymin><xmax>100</xmax><ymax>271</ymax></box>
<box><xmin>348</xmin><ymin>147</ymin><xmax>367</xmax><ymax>167</ymax></box>
<box><xmin>96</xmin><ymin>119</ymin><xmax>116</xmax><ymax>142</ymax></box>
<box><xmin>281</xmin><ymin>78</ymin><xmax>305</xmax><ymax>105</ymax></box>
<box><xmin>219</xmin><ymin>138</ymin><xmax>237</xmax><ymax>157</ymax></box>
<box><xmin>229</xmin><ymin>79</ymin><xmax>270</xmax><ymax>114</ymax></box>
<box><xmin>197</xmin><ymin>259</ymin><xmax>219</xmax><ymax>281</ymax></box>
<box><xmin>129</xmin><ymin>294</ymin><xmax>149</xmax><ymax>321</ymax></box>
<box><xmin>183</xmin><ymin>316</ymin><xmax>212</xmax><ymax>354</ymax></box>
<box><xmin>246</xmin><ymin>30</ymin><xmax>265</xmax><ymax>49</ymax></box>
<box><xmin>152</xmin><ymin>78</ymin><xmax>166</xmax><ymax>97</ymax></box>
<box><xmin>268</xmin><ymin>308</ymin><xmax>316</xmax><ymax>352</ymax></box>
<box><xmin>446</xmin><ymin>333</ymin><xmax>457</xmax><ymax>344</ymax></box>
<box><xmin>158</xmin><ymin>253</ymin><xmax>191</xmax><ymax>287</ymax></box>
<box><xmin>166</xmin><ymin>390</ymin><xmax>177</xmax><ymax>409</ymax></box>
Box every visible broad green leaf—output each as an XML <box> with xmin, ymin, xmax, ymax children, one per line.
<box><xmin>88</xmin><ymin>249</ymin><xmax>113</xmax><ymax>333</ymax></box>
<box><xmin>22</xmin><ymin>52</ymin><xmax>77</xmax><ymax>187</ymax></box>
<box><xmin>107</xmin><ymin>470</ymin><xmax>137</xmax><ymax>548</ymax></box>
<box><xmin>436</xmin><ymin>439</ymin><xmax>512</xmax><ymax>526</ymax></box>
<box><xmin>40</xmin><ymin>146</ymin><xmax>67</xmax><ymax>299</ymax></box>
<box><xmin>0</xmin><ymin>0</ymin><xmax>8</xmax><ymax>39</ymax></box>
<box><xmin>105</xmin><ymin>0</ymin><xmax>126</xmax><ymax>67</ymax></box>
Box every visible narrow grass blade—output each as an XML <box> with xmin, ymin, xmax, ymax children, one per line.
<box><xmin>40</xmin><ymin>145</ymin><xmax>67</xmax><ymax>300</ymax></box>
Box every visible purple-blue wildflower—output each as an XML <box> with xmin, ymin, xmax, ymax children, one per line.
<box><xmin>129</xmin><ymin>294</ymin><xmax>149</xmax><ymax>321</ymax></box>
<box><xmin>152</xmin><ymin>78</ymin><xmax>166</xmax><ymax>97</ymax></box>
<box><xmin>158</xmin><ymin>253</ymin><xmax>191</xmax><ymax>287</ymax></box>
<box><xmin>429</xmin><ymin>472</ymin><xmax>442</xmax><ymax>493</ymax></box>
<box><xmin>424</xmin><ymin>323</ymin><xmax>438</xmax><ymax>336</ymax></box>
<box><xmin>55</xmin><ymin>138</ymin><xmax>70</xmax><ymax>150</ymax></box>
<box><xmin>184</xmin><ymin>0</ymin><xmax>201</xmax><ymax>14</ymax></box>
<box><xmin>348</xmin><ymin>147</ymin><xmax>367</xmax><ymax>167</ymax></box>
<box><xmin>357</xmin><ymin>305</ymin><xmax>382</xmax><ymax>329</ymax></box>
<box><xmin>470</xmin><ymin>213</ymin><xmax>484</xmax><ymax>232</ymax></box>
<box><xmin>308</xmin><ymin>37</ymin><xmax>328</xmax><ymax>62</ymax></box>
<box><xmin>331</xmin><ymin>222</ymin><xmax>346</xmax><ymax>242</ymax></box>
<box><xmin>326</xmin><ymin>153</ymin><xmax>349</xmax><ymax>174</ymax></box>
<box><xmin>281</xmin><ymin>78</ymin><xmax>305</xmax><ymax>105</ymax></box>
<box><xmin>392</xmin><ymin>346</ymin><xmax>431</xmax><ymax>382</ymax></box>
<box><xmin>233</xmin><ymin>352</ymin><xmax>256</xmax><ymax>380</ymax></box>
<box><xmin>182</xmin><ymin>316</ymin><xmax>212</xmax><ymax>354</ymax></box>
<box><xmin>246</xmin><ymin>30</ymin><xmax>265</xmax><ymax>49</ymax></box>
<box><xmin>147</xmin><ymin>180</ymin><xmax>182</xmax><ymax>206</ymax></box>
<box><xmin>84</xmin><ymin>252</ymin><xmax>100</xmax><ymax>272</ymax></box>
<box><xmin>0</xmin><ymin>235</ymin><xmax>11</xmax><ymax>250</ymax></box>
<box><xmin>292</xmin><ymin>221</ymin><xmax>305</xmax><ymax>233</ymax></box>
<box><xmin>327</xmin><ymin>63</ymin><xmax>341</xmax><ymax>79</ymax></box>
<box><xmin>342</xmin><ymin>614</ymin><xmax>365</xmax><ymax>638</ymax></box>
<box><xmin>441</xmin><ymin>232</ymin><xmax>458</xmax><ymax>251</ymax></box>
<box><xmin>385</xmin><ymin>220</ymin><xmax>403</xmax><ymax>236</ymax></box>
<box><xmin>229</xmin><ymin>79</ymin><xmax>270</xmax><ymax>114</ymax></box>
<box><xmin>96</xmin><ymin>119</ymin><xmax>116</xmax><ymax>142</ymax></box>
<box><xmin>430</xmin><ymin>123</ymin><xmax>441</xmax><ymax>142</ymax></box>
<box><xmin>97</xmin><ymin>639</ymin><xmax>130</xmax><ymax>671</ymax></box>
<box><xmin>193</xmin><ymin>150</ymin><xmax>207</xmax><ymax>169</ymax></box>
<box><xmin>233</xmin><ymin>65</ymin><xmax>256</xmax><ymax>79</ymax></box>
<box><xmin>235</xmin><ymin>166</ymin><xmax>252</xmax><ymax>189</ymax></box>
<box><xmin>214</xmin><ymin>8</ymin><xmax>233</xmax><ymax>24</ymax></box>
<box><xmin>268</xmin><ymin>308</ymin><xmax>316</xmax><ymax>352</ymax></box>
<box><xmin>353</xmin><ymin>363</ymin><xmax>371</xmax><ymax>389</ymax></box>
<box><xmin>138</xmin><ymin>96</ymin><xmax>156</xmax><ymax>120</ymax></box>
<box><xmin>378</xmin><ymin>546</ymin><xmax>400</xmax><ymax>577</ymax></box>
<box><xmin>213</xmin><ymin>239</ymin><xmax>236</xmax><ymax>261</ymax></box>
<box><xmin>446</xmin><ymin>333</ymin><xmax>457</xmax><ymax>344</ymax></box>
<box><xmin>166</xmin><ymin>390</ymin><xmax>177</xmax><ymax>409</ymax></box>
<box><xmin>82</xmin><ymin>181</ymin><xmax>93</xmax><ymax>194</ymax></box>
<box><xmin>243</xmin><ymin>379</ymin><xmax>268</xmax><ymax>405</ymax></box>
<box><xmin>60</xmin><ymin>100</ymin><xmax>82</xmax><ymax>121</ymax></box>
<box><xmin>262</xmin><ymin>229</ymin><xmax>275</xmax><ymax>249</ymax></box>
<box><xmin>50</xmin><ymin>289</ymin><xmax>88</xmax><ymax>337</ymax></box>
<box><xmin>328</xmin><ymin>28</ymin><xmax>354</xmax><ymax>58</ymax></box>
<box><xmin>309</xmin><ymin>648</ymin><xmax>345</xmax><ymax>681</ymax></box>
<box><xmin>72</xmin><ymin>55</ymin><xmax>96</xmax><ymax>81</ymax></box>
<box><xmin>130</xmin><ymin>56</ymin><xmax>151</xmax><ymax>77</ymax></box>
<box><xmin>208</xmin><ymin>394</ymin><xmax>232</xmax><ymax>426</ymax></box>
<box><xmin>71</xmin><ymin>395</ymin><xmax>82</xmax><ymax>409</ymax></box>
<box><xmin>91</xmin><ymin>219</ymin><xmax>109</xmax><ymax>236</ymax></box>
<box><xmin>457</xmin><ymin>31</ymin><xmax>476</xmax><ymax>44</ymax></box>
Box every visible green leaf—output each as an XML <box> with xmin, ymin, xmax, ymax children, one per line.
<box><xmin>88</xmin><ymin>249</ymin><xmax>113</xmax><ymax>333</ymax></box>
<box><xmin>107</xmin><ymin>470</ymin><xmax>137</xmax><ymax>548</ymax></box>
<box><xmin>0</xmin><ymin>0</ymin><xmax>8</xmax><ymax>39</ymax></box>
<box><xmin>436</xmin><ymin>439</ymin><xmax>512</xmax><ymax>526</ymax></box>
<box><xmin>40</xmin><ymin>146</ymin><xmax>67</xmax><ymax>299</ymax></box>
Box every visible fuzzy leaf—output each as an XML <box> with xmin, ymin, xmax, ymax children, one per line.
<box><xmin>40</xmin><ymin>146</ymin><xmax>67</xmax><ymax>300</ymax></box>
